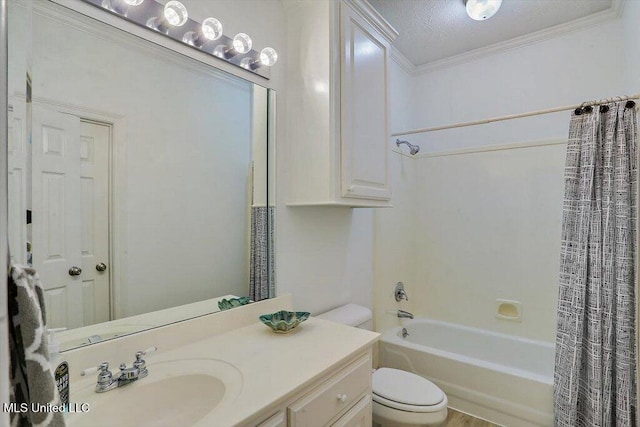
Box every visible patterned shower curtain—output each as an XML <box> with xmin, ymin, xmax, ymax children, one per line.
<box><xmin>249</xmin><ymin>206</ymin><xmax>275</xmax><ymax>301</ymax></box>
<box><xmin>554</xmin><ymin>100</ymin><xmax>638</xmax><ymax>426</ymax></box>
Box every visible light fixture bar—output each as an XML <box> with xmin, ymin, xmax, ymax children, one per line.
<box><xmin>83</xmin><ymin>0</ymin><xmax>273</xmax><ymax>79</ymax></box>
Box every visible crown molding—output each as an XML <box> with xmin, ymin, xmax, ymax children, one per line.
<box><xmin>395</xmin><ymin>0</ymin><xmax>623</xmax><ymax>76</ymax></box>
<box><xmin>389</xmin><ymin>46</ymin><xmax>415</xmax><ymax>75</ymax></box>
<box><xmin>344</xmin><ymin>0</ymin><xmax>398</xmax><ymax>44</ymax></box>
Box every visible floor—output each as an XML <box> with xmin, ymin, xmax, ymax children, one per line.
<box><xmin>445</xmin><ymin>409</ymin><xmax>500</xmax><ymax>427</ymax></box>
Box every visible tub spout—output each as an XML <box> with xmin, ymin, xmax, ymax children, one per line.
<box><xmin>397</xmin><ymin>310</ymin><xmax>414</xmax><ymax>319</ymax></box>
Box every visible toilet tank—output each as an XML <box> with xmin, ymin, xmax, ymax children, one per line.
<box><xmin>316</xmin><ymin>304</ymin><xmax>373</xmax><ymax>330</ymax></box>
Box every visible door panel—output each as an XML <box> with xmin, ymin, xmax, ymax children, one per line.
<box><xmin>33</xmin><ymin>107</ymin><xmax>112</xmax><ymax>329</ymax></box>
<box><xmin>80</xmin><ymin>121</ymin><xmax>111</xmax><ymax>324</ymax></box>
<box><xmin>33</xmin><ymin>105</ymin><xmax>82</xmax><ymax>329</ymax></box>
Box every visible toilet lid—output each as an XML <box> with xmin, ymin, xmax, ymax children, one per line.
<box><xmin>373</xmin><ymin>368</ymin><xmax>444</xmax><ymax>407</ymax></box>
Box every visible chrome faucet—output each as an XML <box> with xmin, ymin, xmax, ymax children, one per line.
<box><xmin>397</xmin><ymin>310</ymin><xmax>414</xmax><ymax>319</ymax></box>
<box><xmin>81</xmin><ymin>347</ymin><xmax>157</xmax><ymax>393</ymax></box>
<box><xmin>395</xmin><ymin>282</ymin><xmax>408</xmax><ymax>302</ymax></box>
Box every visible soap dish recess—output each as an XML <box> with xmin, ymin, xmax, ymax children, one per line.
<box><xmin>495</xmin><ymin>299</ymin><xmax>522</xmax><ymax>322</ymax></box>
<box><xmin>259</xmin><ymin>311</ymin><xmax>310</xmax><ymax>333</ymax></box>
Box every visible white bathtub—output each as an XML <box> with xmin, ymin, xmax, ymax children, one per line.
<box><xmin>379</xmin><ymin>318</ymin><xmax>554</xmax><ymax>427</ymax></box>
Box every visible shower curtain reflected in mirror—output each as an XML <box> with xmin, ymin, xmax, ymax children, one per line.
<box><xmin>249</xmin><ymin>206</ymin><xmax>275</xmax><ymax>301</ymax></box>
<box><xmin>554</xmin><ymin>100</ymin><xmax>638</xmax><ymax>426</ymax></box>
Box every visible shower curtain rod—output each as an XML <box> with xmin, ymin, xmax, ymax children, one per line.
<box><xmin>392</xmin><ymin>93</ymin><xmax>640</xmax><ymax>137</ymax></box>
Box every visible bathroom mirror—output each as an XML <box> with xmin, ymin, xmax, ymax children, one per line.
<box><xmin>6</xmin><ymin>0</ymin><xmax>275</xmax><ymax>351</ymax></box>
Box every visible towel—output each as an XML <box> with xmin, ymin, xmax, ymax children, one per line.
<box><xmin>8</xmin><ymin>264</ymin><xmax>66</xmax><ymax>427</ymax></box>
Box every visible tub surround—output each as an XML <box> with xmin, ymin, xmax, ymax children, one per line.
<box><xmin>60</xmin><ymin>295</ymin><xmax>380</xmax><ymax>426</ymax></box>
<box><xmin>380</xmin><ymin>319</ymin><xmax>553</xmax><ymax>426</ymax></box>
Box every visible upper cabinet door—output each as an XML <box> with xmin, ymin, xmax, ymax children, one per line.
<box><xmin>340</xmin><ymin>1</ymin><xmax>391</xmax><ymax>201</ymax></box>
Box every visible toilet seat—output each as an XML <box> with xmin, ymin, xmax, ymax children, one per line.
<box><xmin>372</xmin><ymin>368</ymin><xmax>446</xmax><ymax>413</ymax></box>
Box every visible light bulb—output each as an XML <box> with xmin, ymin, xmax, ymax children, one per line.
<box><xmin>183</xmin><ymin>17</ymin><xmax>223</xmax><ymax>47</ymax></box>
<box><xmin>465</xmin><ymin>0</ymin><xmax>502</xmax><ymax>21</ymax></box>
<box><xmin>164</xmin><ymin>0</ymin><xmax>188</xmax><ymax>26</ymax></box>
<box><xmin>240</xmin><ymin>47</ymin><xmax>278</xmax><ymax>70</ymax></box>
<box><xmin>201</xmin><ymin>18</ymin><xmax>223</xmax><ymax>41</ymax></box>
<box><xmin>232</xmin><ymin>33</ymin><xmax>252</xmax><ymax>54</ymax></box>
<box><xmin>102</xmin><ymin>0</ymin><xmax>143</xmax><ymax>14</ymax></box>
<box><xmin>259</xmin><ymin>47</ymin><xmax>278</xmax><ymax>66</ymax></box>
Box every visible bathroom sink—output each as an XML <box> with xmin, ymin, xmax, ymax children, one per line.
<box><xmin>65</xmin><ymin>358</ymin><xmax>243</xmax><ymax>427</ymax></box>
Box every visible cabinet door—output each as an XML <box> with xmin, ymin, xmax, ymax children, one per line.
<box><xmin>340</xmin><ymin>2</ymin><xmax>391</xmax><ymax>201</ymax></box>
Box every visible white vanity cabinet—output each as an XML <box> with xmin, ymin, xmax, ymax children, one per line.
<box><xmin>286</xmin><ymin>0</ymin><xmax>397</xmax><ymax>207</ymax></box>
<box><xmin>252</xmin><ymin>350</ymin><xmax>374</xmax><ymax>427</ymax></box>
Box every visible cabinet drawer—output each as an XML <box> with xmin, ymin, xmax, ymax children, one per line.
<box><xmin>288</xmin><ymin>355</ymin><xmax>371</xmax><ymax>426</ymax></box>
<box><xmin>331</xmin><ymin>395</ymin><xmax>372</xmax><ymax>427</ymax></box>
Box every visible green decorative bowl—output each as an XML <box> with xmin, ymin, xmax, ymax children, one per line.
<box><xmin>259</xmin><ymin>311</ymin><xmax>310</xmax><ymax>334</ymax></box>
<box><xmin>218</xmin><ymin>297</ymin><xmax>251</xmax><ymax>311</ymax></box>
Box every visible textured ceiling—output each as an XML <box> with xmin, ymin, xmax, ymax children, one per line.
<box><xmin>368</xmin><ymin>0</ymin><xmax>614</xmax><ymax>66</ymax></box>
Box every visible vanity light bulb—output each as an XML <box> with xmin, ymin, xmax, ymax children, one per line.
<box><xmin>232</xmin><ymin>33</ymin><xmax>252</xmax><ymax>54</ymax></box>
<box><xmin>465</xmin><ymin>0</ymin><xmax>502</xmax><ymax>21</ymax></box>
<box><xmin>201</xmin><ymin>18</ymin><xmax>223</xmax><ymax>41</ymax></box>
<box><xmin>259</xmin><ymin>47</ymin><xmax>278</xmax><ymax>67</ymax></box>
<box><xmin>102</xmin><ymin>0</ymin><xmax>143</xmax><ymax>13</ymax></box>
<box><xmin>164</xmin><ymin>0</ymin><xmax>188</xmax><ymax>26</ymax></box>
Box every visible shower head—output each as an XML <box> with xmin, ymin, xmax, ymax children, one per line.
<box><xmin>396</xmin><ymin>139</ymin><xmax>420</xmax><ymax>155</ymax></box>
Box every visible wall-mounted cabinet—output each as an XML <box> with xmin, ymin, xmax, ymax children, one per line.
<box><xmin>286</xmin><ymin>0</ymin><xmax>397</xmax><ymax>207</ymax></box>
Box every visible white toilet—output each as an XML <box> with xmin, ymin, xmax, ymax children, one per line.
<box><xmin>317</xmin><ymin>304</ymin><xmax>448</xmax><ymax>427</ymax></box>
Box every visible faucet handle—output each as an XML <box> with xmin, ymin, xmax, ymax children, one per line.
<box><xmin>137</xmin><ymin>346</ymin><xmax>158</xmax><ymax>358</ymax></box>
<box><xmin>81</xmin><ymin>361</ymin><xmax>110</xmax><ymax>377</ymax></box>
<box><xmin>133</xmin><ymin>346</ymin><xmax>157</xmax><ymax>379</ymax></box>
<box><xmin>134</xmin><ymin>346</ymin><xmax>157</xmax><ymax>364</ymax></box>
<box><xmin>81</xmin><ymin>362</ymin><xmax>118</xmax><ymax>392</ymax></box>
<box><xmin>395</xmin><ymin>282</ymin><xmax>408</xmax><ymax>302</ymax></box>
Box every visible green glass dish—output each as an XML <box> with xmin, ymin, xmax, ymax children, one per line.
<box><xmin>259</xmin><ymin>311</ymin><xmax>311</xmax><ymax>333</ymax></box>
<box><xmin>217</xmin><ymin>297</ymin><xmax>251</xmax><ymax>311</ymax></box>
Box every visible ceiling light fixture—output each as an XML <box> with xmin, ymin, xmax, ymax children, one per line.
<box><xmin>464</xmin><ymin>0</ymin><xmax>502</xmax><ymax>21</ymax></box>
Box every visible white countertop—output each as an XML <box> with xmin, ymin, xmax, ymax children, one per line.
<box><xmin>63</xmin><ymin>296</ymin><xmax>379</xmax><ymax>426</ymax></box>
<box><xmin>178</xmin><ymin>317</ymin><xmax>378</xmax><ymax>426</ymax></box>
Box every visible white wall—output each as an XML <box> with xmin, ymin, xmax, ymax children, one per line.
<box><xmin>377</xmin><ymin>10</ymin><xmax>635</xmax><ymax>342</ymax></box>
<box><xmin>373</xmin><ymin>60</ymin><xmax>418</xmax><ymax>333</ymax></box>
<box><xmin>622</xmin><ymin>0</ymin><xmax>640</xmax><ymax>93</ymax></box>
<box><xmin>409</xmin><ymin>17</ymin><xmax>625</xmax><ymax>153</ymax></box>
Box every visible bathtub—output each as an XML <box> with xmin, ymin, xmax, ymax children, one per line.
<box><xmin>379</xmin><ymin>318</ymin><xmax>554</xmax><ymax>427</ymax></box>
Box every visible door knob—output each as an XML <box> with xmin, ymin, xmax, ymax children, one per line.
<box><xmin>68</xmin><ymin>266</ymin><xmax>82</xmax><ymax>276</ymax></box>
<box><xmin>96</xmin><ymin>263</ymin><xmax>107</xmax><ymax>272</ymax></box>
